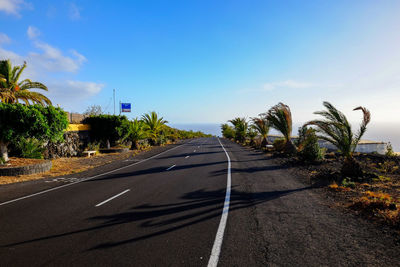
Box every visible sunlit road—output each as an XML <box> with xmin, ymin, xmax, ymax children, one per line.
<box><xmin>0</xmin><ymin>138</ymin><xmax>230</xmax><ymax>266</ymax></box>
<box><xmin>1</xmin><ymin>137</ymin><xmax>399</xmax><ymax>266</ymax></box>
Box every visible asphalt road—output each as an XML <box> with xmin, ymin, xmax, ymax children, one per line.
<box><xmin>0</xmin><ymin>137</ymin><xmax>399</xmax><ymax>266</ymax></box>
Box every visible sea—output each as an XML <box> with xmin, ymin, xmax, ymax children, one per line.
<box><xmin>171</xmin><ymin>122</ymin><xmax>400</xmax><ymax>152</ymax></box>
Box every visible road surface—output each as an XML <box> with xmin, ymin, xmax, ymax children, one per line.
<box><xmin>0</xmin><ymin>137</ymin><xmax>399</xmax><ymax>266</ymax></box>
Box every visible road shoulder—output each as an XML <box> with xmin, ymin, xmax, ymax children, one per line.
<box><xmin>218</xmin><ymin>139</ymin><xmax>400</xmax><ymax>266</ymax></box>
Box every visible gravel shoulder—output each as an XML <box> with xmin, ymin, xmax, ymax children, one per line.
<box><xmin>219</xmin><ymin>139</ymin><xmax>400</xmax><ymax>266</ymax></box>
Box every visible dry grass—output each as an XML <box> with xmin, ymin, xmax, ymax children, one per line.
<box><xmin>351</xmin><ymin>190</ymin><xmax>399</xmax><ymax>226</ymax></box>
<box><xmin>0</xmin><ymin>150</ymin><xmax>147</xmax><ymax>185</ymax></box>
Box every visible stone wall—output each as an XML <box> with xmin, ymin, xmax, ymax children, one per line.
<box><xmin>44</xmin><ymin>131</ymin><xmax>90</xmax><ymax>159</ymax></box>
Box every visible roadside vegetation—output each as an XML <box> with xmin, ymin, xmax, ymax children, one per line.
<box><xmin>0</xmin><ymin>59</ymin><xmax>211</xmax><ymax>170</ymax></box>
<box><xmin>221</xmin><ymin>101</ymin><xmax>400</xmax><ymax>228</ymax></box>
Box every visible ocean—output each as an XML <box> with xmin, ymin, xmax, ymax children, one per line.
<box><xmin>171</xmin><ymin>122</ymin><xmax>400</xmax><ymax>152</ymax></box>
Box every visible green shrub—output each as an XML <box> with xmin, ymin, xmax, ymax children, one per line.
<box><xmin>83</xmin><ymin>115</ymin><xmax>130</xmax><ymax>147</ymax></box>
<box><xmin>0</xmin><ymin>103</ymin><xmax>68</xmax><ymax>161</ymax></box>
<box><xmin>296</xmin><ymin>126</ymin><xmax>325</xmax><ymax>162</ymax></box>
<box><xmin>386</xmin><ymin>142</ymin><xmax>395</xmax><ymax>157</ymax></box>
<box><xmin>341</xmin><ymin>177</ymin><xmax>356</xmax><ymax>188</ymax></box>
<box><xmin>86</xmin><ymin>142</ymin><xmax>101</xmax><ymax>152</ymax></box>
<box><xmin>221</xmin><ymin>123</ymin><xmax>235</xmax><ymax>139</ymax></box>
<box><xmin>17</xmin><ymin>138</ymin><xmax>44</xmax><ymax>159</ymax></box>
<box><xmin>273</xmin><ymin>138</ymin><xmax>286</xmax><ymax>152</ymax></box>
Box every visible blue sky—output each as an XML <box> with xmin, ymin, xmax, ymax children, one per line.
<box><xmin>1</xmin><ymin>0</ymin><xmax>400</xmax><ymax>127</ymax></box>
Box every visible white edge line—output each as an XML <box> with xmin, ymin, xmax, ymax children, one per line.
<box><xmin>0</xmin><ymin>141</ymin><xmax>192</xmax><ymax>207</ymax></box>
<box><xmin>208</xmin><ymin>137</ymin><xmax>231</xmax><ymax>267</ymax></box>
<box><xmin>95</xmin><ymin>189</ymin><xmax>130</xmax><ymax>207</ymax></box>
<box><xmin>166</xmin><ymin>164</ymin><xmax>176</xmax><ymax>171</ymax></box>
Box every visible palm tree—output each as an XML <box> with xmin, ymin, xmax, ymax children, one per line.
<box><xmin>251</xmin><ymin>116</ymin><xmax>270</xmax><ymax>148</ymax></box>
<box><xmin>0</xmin><ymin>60</ymin><xmax>51</xmax><ymax>105</ymax></box>
<box><xmin>123</xmin><ymin>119</ymin><xmax>148</xmax><ymax>150</ymax></box>
<box><xmin>228</xmin><ymin>117</ymin><xmax>248</xmax><ymax>143</ymax></box>
<box><xmin>305</xmin><ymin>101</ymin><xmax>370</xmax><ymax>177</ymax></box>
<box><xmin>264</xmin><ymin>102</ymin><xmax>296</xmax><ymax>154</ymax></box>
<box><xmin>141</xmin><ymin>111</ymin><xmax>168</xmax><ymax>145</ymax></box>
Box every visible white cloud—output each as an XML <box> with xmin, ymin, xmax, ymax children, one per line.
<box><xmin>0</xmin><ymin>26</ymin><xmax>103</xmax><ymax>111</ymax></box>
<box><xmin>69</xmin><ymin>3</ymin><xmax>81</xmax><ymax>21</ymax></box>
<box><xmin>27</xmin><ymin>25</ymin><xmax>40</xmax><ymax>40</ymax></box>
<box><xmin>28</xmin><ymin>40</ymin><xmax>87</xmax><ymax>73</ymax></box>
<box><xmin>0</xmin><ymin>33</ymin><xmax>11</xmax><ymax>44</ymax></box>
<box><xmin>0</xmin><ymin>0</ymin><xmax>31</xmax><ymax>16</ymax></box>
<box><xmin>47</xmin><ymin>80</ymin><xmax>105</xmax><ymax>110</ymax></box>
<box><xmin>0</xmin><ymin>27</ymin><xmax>87</xmax><ymax>75</ymax></box>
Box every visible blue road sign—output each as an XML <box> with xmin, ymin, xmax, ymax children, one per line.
<box><xmin>121</xmin><ymin>103</ymin><xmax>131</xmax><ymax>112</ymax></box>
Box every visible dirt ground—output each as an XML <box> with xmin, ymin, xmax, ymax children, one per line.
<box><xmin>277</xmin><ymin>152</ymin><xmax>400</xmax><ymax>229</ymax></box>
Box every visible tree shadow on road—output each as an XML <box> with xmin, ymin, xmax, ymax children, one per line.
<box><xmin>2</xmin><ymin>185</ymin><xmax>311</xmax><ymax>250</ymax></box>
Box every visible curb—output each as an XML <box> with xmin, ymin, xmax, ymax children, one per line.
<box><xmin>0</xmin><ymin>160</ymin><xmax>52</xmax><ymax>176</ymax></box>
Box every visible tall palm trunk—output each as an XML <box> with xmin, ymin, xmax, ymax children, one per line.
<box><xmin>131</xmin><ymin>140</ymin><xmax>139</xmax><ymax>150</ymax></box>
<box><xmin>0</xmin><ymin>140</ymin><xmax>8</xmax><ymax>162</ymax></box>
<box><xmin>284</xmin><ymin>139</ymin><xmax>296</xmax><ymax>155</ymax></box>
<box><xmin>261</xmin><ymin>136</ymin><xmax>268</xmax><ymax>148</ymax></box>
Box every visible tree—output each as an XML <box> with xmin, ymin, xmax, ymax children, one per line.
<box><xmin>0</xmin><ymin>60</ymin><xmax>51</xmax><ymax>106</ymax></box>
<box><xmin>83</xmin><ymin>105</ymin><xmax>103</xmax><ymax>116</ymax></box>
<box><xmin>141</xmin><ymin>111</ymin><xmax>168</xmax><ymax>145</ymax></box>
<box><xmin>305</xmin><ymin>101</ymin><xmax>370</xmax><ymax>177</ymax></box>
<box><xmin>265</xmin><ymin>102</ymin><xmax>296</xmax><ymax>154</ymax></box>
<box><xmin>0</xmin><ymin>103</ymin><xmax>68</xmax><ymax>162</ymax></box>
<box><xmin>123</xmin><ymin>119</ymin><xmax>148</xmax><ymax>149</ymax></box>
<box><xmin>83</xmin><ymin>115</ymin><xmax>130</xmax><ymax>147</ymax></box>
<box><xmin>228</xmin><ymin>117</ymin><xmax>248</xmax><ymax>143</ymax></box>
<box><xmin>251</xmin><ymin>116</ymin><xmax>270</xmax><ymax>148</ymax></box>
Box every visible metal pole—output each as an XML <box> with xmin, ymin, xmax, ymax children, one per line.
<box><xmin>113</xmin><ymin>89</ymin><xmax>115</xmax><ymax>115</ymax></box>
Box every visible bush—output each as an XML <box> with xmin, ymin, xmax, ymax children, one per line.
<box><xmin>386</xmin><ymin>142</ymin><xmax>395</xmax><ymax>157</ymax></box>
<box><xmin>273</xmin><ymin>138</ymin><xmax>286</xmax><ymax>152</ymax></box>
<box><xmin>83</xmin><ymin>115</ymin><xmax>130</xmax><ymax>147</ymax></box>
<box><xmin>221</xmin><ymin>123</ymin><xmax>235</xmax><ymax>139</ymax></box>
<box><xmin>86</xmin><ymin>142</ymin><xmax>101</xmax><ymax>152</ymax></box>
<box><xmin>296</xmin><ymin>126</ymin><xmax>325</xmax><ymax>162</ymax></box>
<box><xmin>0</xmin><ymin>103</ymin><xmax>68</xmax><ymax>161</ymax></box>
<box><xmin>17</xmin><ymin>138</ymin><xmax>44</xmax><ymax>159</ymax></box>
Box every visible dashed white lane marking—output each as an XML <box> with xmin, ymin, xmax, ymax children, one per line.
<box><xmin>194</xmin><ymin>150</ymin><xmax>196</xmax><ymax>152</ymax></box>
<box><xmin>208</xmin><ymin>138</ymin><xmax>231</xmax><ymax>267</ymax></box>
<box><xmin>0</xmin><ymin>141</ymin><xmax>192</xmax><ymax>207</ymax></box>
<box><xmin>185</xmin><ymin>156</ymin><xmax>190</xmax><ymax>159</ymax></box>
<box><xmin>45</xmin><ymin>177</ymin><xmax>82</xmax><ymax>183</ymax></box>
<box><xmin>95</xmin><ymin>189</ymin><xmax>130</xmax><ymax>207</ymax></box>
<box><xmin>198</xmin><ymin>146</ymin><xmax>200</xmax><ymax>148</ymax></box>
<box><xmin>166</xmin><ymin>164</ymin><xmax>176</xmax><ymax>171</ymax></box>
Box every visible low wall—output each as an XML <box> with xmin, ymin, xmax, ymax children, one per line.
<box><xmin>266</xmin><ymin>135</ymin><xmax>388</xmax><ymax>155</ymax></box>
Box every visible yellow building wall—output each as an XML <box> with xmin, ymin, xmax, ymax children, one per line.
<box><xmin>66</xmin><ymin>124</ymin><xmax>91</xmax><ymax>132</ymax></box>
